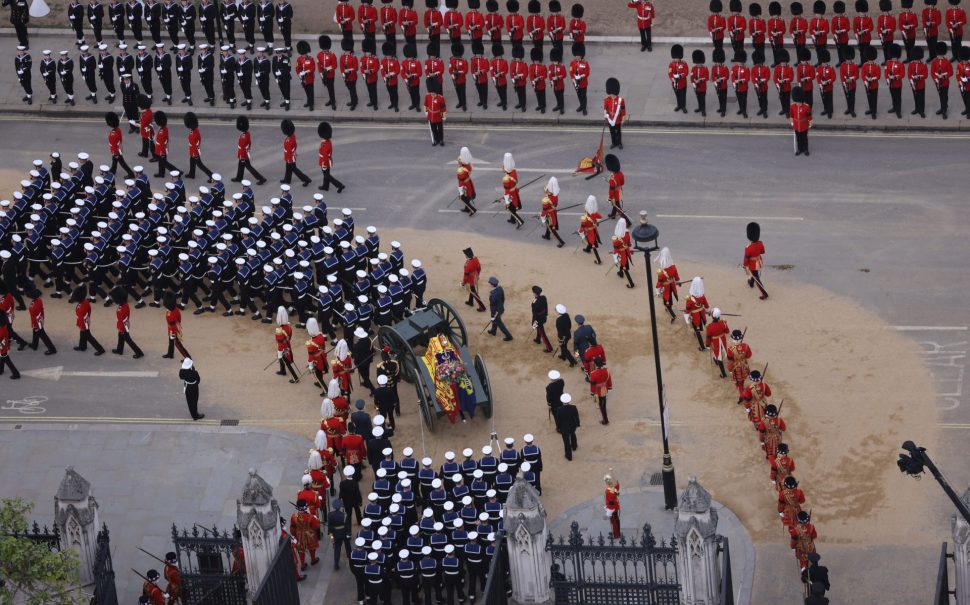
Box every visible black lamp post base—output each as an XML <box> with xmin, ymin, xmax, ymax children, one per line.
<box><xmin>662</xmin><ymin>455</ymin><xmax>678</xmax><ymax>510</ymax></box>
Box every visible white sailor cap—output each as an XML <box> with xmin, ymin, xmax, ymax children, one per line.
<box><xmin>377</xmin><ymin>252</ymin><xmax>388</xmax><ymax>261</ymax></box>
<box><xmin>387</xmin><ymin>274</ymin><xmax>398</xmax><ymax>283</ymax></box>
<box><xmin>192</xmin><ymin>228</ymin><xmax>204</xmax><ymax>236</ymax></box>
<box><xmin>59</xmin><ymin>50</ymin><xmax>70</xmax><ymax>56</ymax></box>
<box><xmin>263</xmin><ymin>264</ymin><xmax>273</xmax><ymax>272</ymax></box>
<box><xmin>179</xmin><ymin>253</ymin><xmax>190</xmax><ymax>261</ymax></box>
<box><xmin>199</xmin><ymin>43</ymin><xmax>209</xmax><ymax>50</ymax></box>
<box><xmin>188</xmin><ymin>241</ymin><xmax>198</xmax><ymax>249</ymax></box>
<box><xmin>482</xmin><ymin>445</ymin><xmax>492</xmax><ymax>455</ymax></box>
<box><xmin>280</xmin><ymin>183</ymin><xmax>291</xmax><ymax>192</ymax></box>
<box><xmin>560</xmin><ymin>393</ymin><xmax>572</xmax><ymax>404</ymax></box>
<box><xmin>370</xmin><ymin>258</ymin><xmax>380</xmax><ymax>266</ymax></box>
<box><xmin>237</xmin><ymin>48</ymin><xmax>247</xmax><ymax>54</ymax></box>
<box><xmin>272</xmin><ymin>257</ymin><xmax>283</xmax><ymax>265</ymax></box>
<box><xmin>246</xmin><ymin>248</ymin><xmax>257</xmax><ymax>255</ymax></box>
<box><xmin>216</xmin><ymin>243</ymin><xmax>227</xmax><ymax>251</ymax></box>
<box><xmin>207</xmin><ymin>255</ymin><xmax>218</xmax><ymax>264</ymax></box>
<box><xmin>339</xmin><ymin>240</ymin><xmax>351</xmax><ymax>249</ymax></box>
<box><xmin>366</xmin><ymin>225</ymin><xmax>377</xmax><ymax>234</ymax></box>
<box><xmin>118</xmin><ymin>42</ymin><xmax>128</xmax><ymax>49</ymax></box>
<box><xmin>235</xmin><ymin>258</ymin><xmax>245</xmax><ymax>265</ymax></box>
<box><xmin>293</xmin><ymin>271</ymin><xmax>304</xmax><ymax>280</ymax></box>
<box><xmin>327</xmin><ymin>274</ymin><xmax>337</xmax><ymax>283</ymax></box>
<box><xmin>354</xmin><ymin>235</ymin><xmax>365</xmax><ymax>244</ymax></box>
<box><xmin>241</xmin><ymin>179</ymin><xmax>252</xmax><ymax>187</ymax></box>
<box><xmin>323</xmin><ymin>246</ymin><xmax>334</xmax><ymax>255</ymax></box>
<box><xmin>43</xmin><ymin>50</ymin><xmax>51</xmax><ymax>55</ymax></box>
<box><xmin>451</xmin><ymin>473</ymin><xmax>463</xmax><ymax>483</ymax></box>
<box><xmin>68</xmin><ymin>161</ymin><xmax>79</xmax><ymax>169</ymax></box>
<box><xmin>221</xmin><ymin>45</ymin><xmax>232</xmax><ymax>51</ymax></box>
<box><xmin>79</xmin><ymin>44</ymin><xmax>90</xmax><ymax>51</ymax></box>
<box><xmin>524</xmin><ymin>434</ymin><xmax>535</xmax><ymax>443</ymax></box>
<box><xmin>390</xmin><ymin>240</ymin><xmax>401</xmax><ymax>249</ymax></box>
<box><xmin>256</xmin><ymin>46</ymin><xmax>267</xmax><ymax>52</ymax></box>
<box><xmin>282</xmin><ymin>224</ymin><xmax>293</xmax><ymax>232</ymax></box>
<box><xmin>333</xmin><ymin>219</ymin><xmax>343</xmax><ymax>227</ymax></box>
<box><xmin>372</xmin><ymin>426</ymin><xmax>384</xmax><ymax>437</ymax></box>
<box><xmin>377</xmin><ymin>285</ymin><xmax>387</xmax><ymax>293</ymax></box>
<box><xmin>177</xmin><ymin>43</ymin><xmax>186</xmax><ymax>50</ymax></box>
<box><xmin>78</xmin><ymin>152</ymin><xmax>89</xmax><ymax>160</ymax></box>
<box><xmin>463</xmin><ymin>448</ymin><xmax>473</xmax><ymax>457</ymax></box>
<box><xmin>342</xmin><ymin>208</ymin><xmax>352</xmax><ymax>217</ymax></box>
<box><xmin>170</xmin><ymin>170</ymin><xmax>180</xmax><ymax>177</ymax></box>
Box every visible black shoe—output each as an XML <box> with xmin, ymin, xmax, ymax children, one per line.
<box><xmin>502</xmin><ymin>336</ymin><xmax>513</xmax><ymax>341</ymax></box>
<box><xmin>45</xmin><ymin>349</ymin><xmax>57</xmax><ymax>355</ymax></box>
<box><xmin>193</xmin><ymin>413</ymin><xmax>205</xmax><ymax>420</ymax></box>
<box><xmin>133</xmin><ymin>353</ymin><xmax>144</xmax><ymax>359</ymax></box>
<box><xmin>94</xmin><ymin>350</ymin><xmax>104</xmax><ymax>356</ymax></box>
<box><xmin>111</xmin><ymin>349</ymin><xmax>123</xmax><ymax>355</ymax></box>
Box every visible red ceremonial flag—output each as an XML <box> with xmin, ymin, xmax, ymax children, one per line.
<box><xmin>573</xmin><ymin>128</ymin><xmax>605</xmax><ymax>179</ymax></box>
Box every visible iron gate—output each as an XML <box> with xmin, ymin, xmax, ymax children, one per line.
<box><xmin>251</xmin><ymin>536</ymin><xmax>300</xmax><ymax>605</ymax></box>
<box><xmin>547</xmin><ymin>521</ymin><xmax>680</xmax><ymax>605</ymax></box>
<box><xmin>91</xmin><ymin>524</ymin><xmax>118</xmax><ymax>605</ymax></box>
<box><xmin>481</xmin><ymin>531</ymin><xmax>511</xmax><ymax>605</ymax></box>
<box><xmin>171</xmin><ymin>524</ymin><xmax>247</xmax><ymax>605</ymax></box>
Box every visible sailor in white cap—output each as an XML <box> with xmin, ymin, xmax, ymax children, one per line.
<box><xmin>79</xmin><ymin>45</ymin><xmax>98</xmax><ymax>102</ymax></box>
<box><xmin>338</xmin><ymin>465</ymin><xmax>364</xmax><ymax>523</ymax></box>
<box><xmin>351</xmin><ymin>325</ymin><xmax>376</xmax><ymax>393</ymax></box>
<box><xmin>373</xmin><ymin>373</ymin><xmax>396</xmax><ymax>429</ymax></box>
<box><xmin>554</xmin><ymin>302</ymin><xmax>578</xmax><ymax>366</ymax></box>
<box><xmin>57</xmin><ymin>50</ymin><xmax>77</xmax><ymax>106</ymax></box>
<box><xmin>40</xmin><ymin>51</ymin><xmax>58</xmax><ymax>103</ymax></box>
<box><xmin>177</xmin><ymin>357</ymin><xmax>205</xmax><ymax>419</ymax></box>
<box><xmin>175</xmin><ymin>44</ymin><xmax>193</xmax><ymax>104</ymax></box>
<box><xmin>15</xmin><ymin>46</ymin><xmax>32</xmax><ymax>105</ymax></box>
<box><xmin>521</xmin><ymin>434</ymin><xmax>543</xmax><ymax>493</ymax></box>
<box><xmin>253</xmin><ymin>46</ymin><xmax>273</xmax><ymax>108</ymax></box>
<box><xmin>546</xmin><ymin>369</ymin><xmax>565</xmax><ymax>418</ymax></box>
<box><xmin>500</xmin><ymin>436</ymin><xmax>520</xmax><ymax>477</ymax></box>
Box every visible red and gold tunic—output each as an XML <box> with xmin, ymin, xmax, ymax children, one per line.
<box><xmin>579</xmin><ymin>212</ymin><xmax>601</xmax><ymax>247</ymax></box>
<box><xmin>655</xmin><ymin>266</ymin><xmax>680</xmax><ymax>305</ymax></box>
<box><xmin>502</xmin><ymin>169</ymin><xmax>520</xmax><ymax>210</ymax></box>
<box><xmin>457</xmin><ymin>161</ymin><xmax>475</xmax><ymax>198</ymax></box>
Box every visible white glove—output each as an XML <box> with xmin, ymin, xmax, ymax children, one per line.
<box><xmin>277</xmin><ymin>350</ymin><xmax>283</xmax><ymax>360</ymax></box>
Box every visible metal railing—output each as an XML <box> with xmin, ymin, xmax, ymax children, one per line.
<box><xmin>719</xmin><ymin>536</ymin><xmax>735</xmax><ymax>605</ymax></box>
<box><xmin>936</xmin><ymin>541</ymin><xmax>954</xmax><ymax>605</ymax></box>
<box><xmin>252</xmin><ymin>536</ymin><xmax>301</xmax><ymax>605</ymax></box>
<box><xmin>481</xmin><ymin>531</ymin><xmax>510</xmax><ymax>605</ymax></box>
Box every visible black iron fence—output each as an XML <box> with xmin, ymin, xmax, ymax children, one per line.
<box><xmin>91</xmin><ymin>524</ymin><xmax>118</xmax><ymax>605</ymax></box>
<box><xmin>9</xmin><ymin>520</ymin><xmax>61</xmax><ymax>551</ymax></box>
<box><xmin>936</xmin><ymin>542</ymin><xmax>954</xmax><ymax>605</ymax></box>
<box><xmin>718</xmin><ymin>536</ymin><xmax>735</xmax><ymax>605</ymax></box>
<box><xmin>171</xmin><ymin>524</ymin><xmax>247</xmax><ymax>605</ymax></box>
<box><xmin>251</xmin><ymin>536</ymin><xmax>301</xmax><ymax>605</ymax></box>
<box><xmin>547</xmin><ymin>521</ymin><xmax>680</xmax><ymax>605</ymax></box>
<box><xmin>481</xmin><ymin>531</ymin><xmax>510</xmax><ymax>605</ymax></box>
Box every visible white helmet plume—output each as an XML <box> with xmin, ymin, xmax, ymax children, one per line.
<box><xmin>689</xmin><ymin>276</ymin><xmax>705</xmax><ymax>298</ymax></box>
<box><xmin>502</xmin><ymin>152</ymin><xmax>515</xmax><ymax>173</ymax></box>
<box><xmin>584</xmin><ymin>195</ymin><xmax>598</xmax><ymax>215</ymax></box>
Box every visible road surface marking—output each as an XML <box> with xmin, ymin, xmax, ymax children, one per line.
<box><xmin>0</xmin><ymin>416</ymin><xmax>220</xmax><ymax>425</ymax></box>
<box><xmin>20</xmin><ymin>366</ymin><xmax>160</xmax><ymax>381</ymax></box>
<box><xmin>438</xmin><ymin>209</ymin><xmax>586</xmax><ymax>216</ymax></box>
<box><xmin>470</xmin><ymin>167</ymin><xmax>576</xmax><ymax>174</ymax></box>
<box><xmin>656</xmin><ymin>214</ymin><xmax>804</xmax><ymax>221</ymax></box>
<box><xmin>1</xmin><ymin>396</ymin><xmax>48</xmax><ymax>415</ymax></box>
<box><xmin>892</xmin><ymin>326</ymin><xmax>968</xmax><ymax>331</ymax></box>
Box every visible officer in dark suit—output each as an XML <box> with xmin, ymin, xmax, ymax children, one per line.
<box><xmin>15</xmin><ymin>46</ymin><xmax>31</xmax><ymax>104</ymax></box>
<box><xmin>326</xmin><ymin>498</ymin><xmax>351</xmax><ymax>569</ymax></box>
<box><xmin>805</xmin><ymin>583</ymin><xmax>829</xmax><ymax>605</ymax></box>
<box><xmin>554</xmin><ymin>392</ymin><xmax>580</xmax><ymax>460</ymax></box>
<box><xmin>272</xmin><ymin>45</ymin><xmax>291</xmax><ymax>109</ymax></box>
<box><xmin>486</xmin><ymin>276</ymin><xmax>513</xmax><ymax>340</ymax></box>
<box><xmin>350</xmin><ymin>399</ymin><xmax>373</xmax><ymax>439</ymax></box>
<box><xmin>120</xmin><ymin>73</ymin><xmax>140</xmax><ymax>126</ymax></box>
<box><xmin>4</xmin><ymin>0</ymin><xmax>30</xmax><ymax>48</ymax></box>
<box><xmin>338</xmin><ymin>465</ymin><xmax>363</xmax><ymax>524</ymax></box>
<box><xmin>554</xmin><ymin>303</ymin><xmax>577</xmax><ymax>366</ymax></box>
<box><xmin>802</xmin><ymin>553</ymin><xmax>830</xmax><ymax>596</ymax></box>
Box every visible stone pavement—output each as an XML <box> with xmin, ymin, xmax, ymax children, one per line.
<box><xmin>1</xmin><ymin>29</ymin><xmax>967</xmax><ymax>131</ymax></box>
<box><xmin>0</xmin><ymin>422</ymin><xmax>330</xmax><ymax>604</ymax></box>
<box><xmin>547</xmin><ymin>484</ymin><xmax>760</xmax><ymax>605</ymax></box>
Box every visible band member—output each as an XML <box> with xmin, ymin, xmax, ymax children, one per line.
<box><xmin>725</xmin><ymin>329</ymin><xmax>751</xmax><ymax>394</ymax></box>
<box><xmin>280</xmin><ymin>118</ymin><xmax>312</xmax><ymax>187</ymax></box>
<box><xmin>711</xmin><ymin>47</ymin><xmax>729</xmax><ymax>115</ymax></box>
<box><xmin>275</xmin><ymin>306</ymin><xmax>300</xmax><ymax>382</ymax></box>
<box><xmin>501</xmin><ymin>152</ymin><xmax>524</xmax><ymax>227</ymax></box>
<box><xmin>380</xmin><ymin>41</ymin><xmax>400</xmax><ymax>111</ymax></box>
<box><xmin>668</xmin><ymin>44</ymin><xmax>688</xmax><ymax>112</ymax></box>
<box><xmin>611</xmin><ymin>219</ymin><xmax>635</xmax><ymax>289</ymax></box>
<box><xmin>540</xmin><ymin>176</ymin><xmax>564</xmax><ymax>246</ymax></box>
<box><xmin>603</xmin><ymin>470</ymin><xmax>620</xmax><ymax>537</ymax></box>
<box><xmin>741</xmin><ymin>368</ymin><xmax>772</xmax><ymax>424</ymax></box>
<box><xmin>578</xmin><ymin>195</ymin><xmax>602</xmax><ymax>264</ymax></box>
<box><xmin>744</xmin><ymin>221</ymin><xmax>768</xmax><ymax>298</ymax></box>
<box><xmin>689</xmin><ymin>49</ymin><xmax>708</xmax><ymax>115</ymax></box>
<box><xmin>769</xmin><ymin>442</ymin><xmax>796</xmax><ymax>487</ymax></box>
<box><xmin>105</xmin><ymin>111</ymin><xmax>135</xmax><ymax>178</ymax></box>
<box><xmin>654</xmin><ymin>247</ymin><xmax>680</xmax><ymax>321</ymax></box>
<box><xmin>461</xmin><ymin>247</ymin><xmax>487</xmax><ymax>311</ymax></box>
<box><xmin>456</xmin><ymin>146</ymin><xmax>477</xmax><ymax>214</ymax></box>
<box><xmin>569</xmin><ymin>42</ymin><xmax>589</xmax><ymax>113</ymax></box>
<box><xmin>603</xmin><ymin>77</ymin><xmax>626</xmax><ymax>148</ymax></box>
<box><xmin>234</xmin><ymin>116</ymin><xmax>266</xmax><ymax>184</ymax></box>
<box><xmin>318</xmin><ymin>121</ymin><xmax>346</xmax><ymax>193</ymax></box>
<box><xmin>162</xmin><ymin>291</ymin><xmax>190</xmax><ymax>358</ymax></box>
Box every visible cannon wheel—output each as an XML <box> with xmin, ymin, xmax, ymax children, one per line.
<box><xmin>427</xmin><ymin>298</ymin><xmax>468</xmax><ymax>347</ymax></box>
<box><xmin>474</xmin><ymin>354</ymin><xmax>493</xmax><ymax>419</ymax></box>
<box><xmin>415</xmin><ymin>373</ymin><xmax>436</xmax><ymax>433</ymax></box>
<box><xmin>378</xmin><ymin>326</ymin><xmax>418</xmax><ymax>384</ymax></box>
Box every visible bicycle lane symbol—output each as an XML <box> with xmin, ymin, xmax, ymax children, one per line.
<box><xmin>2</xmin><ymin>396</ymin><xmax>48</xmax><ymax>415</ymax></box>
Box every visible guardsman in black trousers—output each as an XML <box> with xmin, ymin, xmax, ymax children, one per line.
<box><xmin>58</xmin><ymin>50</ymin><xmax>77</xmax><ymax>105</ymax></box>
<box><xmin>276</xmin><ymin>0</ymin><xmax>292</xmax><ymax>48</ymax></box>
<box><xmin>175</xmin><ymin>44</ymin><xmax>193</xmax><ymax>104</ymax></box>
<box><xmin>88</xmin><ymin>0</ymin><xmax>104</xmax><ymax>43</ymax></box>
<box><xmin>108</xmin><ymin>0</ymin><xmax>125</xmax><ymax>40</ymax></box>
<box><xmin>419</xmin><ymin>546</ymin><xmax>444</xmax><ymax>605</ymax></box>
<box><xmin>15</xmin><ymin>46</ymin><xmax>31</xmax><ymax>104</ymax></box>
<box><xmin>236</xmin><ymin>48</ymin><xmax>254</xmax><ymax>108</ymax></box>
<box><xmin>396</xmin><ymin>550</ymin><xmax>420</xmax><ymax>605</ymax></box>
<box><xmin>98</xmin><ymin>43</ymin><xmax>117</xmax><ymax>102</ymax></box>
<box><xmin>219</xmin><ymin>45</ymin><xmax>236</xmax><ymax>105</ymax></box>
<box><xmin>221</xmin><ymin>0</ymin><xmax>238</xmax><ymax>45</ymax></box>
<box><xmin>127</xmin><ymin>0</ymin><xmax>144</xmax><ymax>41</ymax></box>
<box><xmin>255</xmin><ymin>46</ymin><xmax>272</xmax><ymax>108</ymax></box>
<box><xmin>80</xmin><ymin>45</ymin><xmax>99</xmax><ymax>102</ymax></box>
<box><xmin>197</xmin><ymin>43</ymin><xmax>215</xmax><ymax>103</ymax></box>
<box><xmin>5</xmin><ymin>0</ymin><xmax>30</xmax><ymax>48</ymax></box>
<box><xmin>155</xmin><ymin>42</ymin><xmax>174</xmax><ymax>103</ymax></box>
<box><xmin>273</xmin><ymin>45</ymin><xmax>291</xmax><ymax>109</ymax></box>
<box><xmin>198</xmin><ymin>0</ymin><xmax>216</xmax><ymax>45</ymax></box>
<box><xmin>40</xmin><ymin>50</ymin><xmax>57</xmax><ymax>102</ymax></box>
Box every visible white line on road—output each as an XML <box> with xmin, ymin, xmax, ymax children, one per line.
<box><xmin>20</xmin><ymin>366</ymin><xmax>161</xmax><ymax>381</ymax></box>
<box><xmin>438</xmin><ymin>209</ymin><xmax>586</xmax><ymax>216</ymax></box>
<box><xmin>656</xmin><ymin>214</ymin><xmax>804</xmax><ymax>221</ymax></box>
<box><xmin>892</xmin><ymin>326</ymin><xmax>969</xmax><ymax>331</ymax></box>
<box><xmin>470</xmin><ymin>167</ymin><xmax>576</xmax><ymax>174</ymax></box>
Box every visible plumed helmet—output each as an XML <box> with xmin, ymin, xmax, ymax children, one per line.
<box><xmin>879</xmin><ymin>0</ymin><xmax>891</xmax><ymax>10</ymax></box>
<box><xmin>528</xmin><ymin>0</ymin><xmax>540</xmax><ymax>12</ymax></box>
<box><xmin>604</xmin><ymin>153</ymin><xmax>620</xmax><ymax>172</ymax></box>
<box><xmin>318</xmin><ymin>121</ymin><xmax>332</xmax><ymax>139</ymax></box>
<box><xmin>671</xmin><ymin>43</ymin><xmax>684</xmax><ymax>59</ymax></box>
<box><xmin>710</xmin><ymin>0</ymin><xmax>723</xmax><ymax>11</ymax></box>
<box><xmin>296</xmin><ymin>40</ymin><xmax>310</xmax><ymax>54</ymax></box>
<box><xmin>712</xmin><ymin>47</ymin><xmax>726</xmax><ymax>62</ymax></box>
<box><xmin>105</xmin><ymin>112</ymin><xmax>120</xmax><ymax>128</ymax></box>
<box><xmin>236</xmin><ymin>115</ymin><xmax>249</xmax><ymax>132</ymax></box>
<box><xmin>749</xmin><ymin>1</ymin><xmax>763</xmax><ymax>14</ymax></box>
<box><xmin>454</xmin><ymin>42</ymin><xmax>466</xmax><ymax>57</ymax></box>
<box><xmin>783</xmin><ymin>475</ymin><xmax>798</xmax><ymax>488</ymax></box>
<box><xmin>382</xmin><ymin>41</ymin><xmax>396</xmax><ymax>56</ymax></box>
<box><xmin>571</xmin><ymin>2</ymin><xmax>584</xmax><ymax>17</ymax></box>
<box><xmin>281</xmin><ymin>119</ymin><xmax>295</xmax><ymax>136</ymax></box>
<box><xmin>318</xmin><ymin>34</ymin><xmax>332</xmax><ymax>50</ymax></box>
<box><xmin>855</xmin><ymin>0</ymin><xmax>868</xmax><ymax>11</ymax></box>
<box><xmin>751</xmin><ymin>48</ymin><xmax>765</xmax><ymax>63</ymax></box>
<box><xmin>154</xmin><ymin>110</ymin><xmax>168</xmax><ymax>127</ymax></box>
<box><xmin>571</xmin><ymin>42</ymin><xmax>585</xmax><ymax>57</ymax></box>
<box><xmin>790</xmin><ymin>1</ymin><xmax>804</xmax><ymax>14</ymax></box>
<box><xmin>733</xmin><ymin>49</ymin><xmax>747</xmax><ymax>62</ymax></box>
<box><xmin>530</xmin><ymin>47</ymin><xmax>542</xmax><ymax>61</ymax></box>
<box><xmin>341</xmin><ymin>38</ymin><xmax>354</xmax><ymax>53</ymax></box>
<box><xmin>506</xmin><ymin>0</ymin><xmax>519</xmax><ymax>11</ymax></box>
<box><xmin>692</xmin><ymin>49</ymin><xmax>706</xmax><ymax>63</ymax></box>
<box><xmin>183</xmin><ymin>111</ymin><xmax>198</xmax><ymax>130</ymax></box>
<box><xmin>605</xmin><ymin>77</ymin><xmax>620</xmax><ymax>94</ymax></box>
<box><xmin>833</xmin><ymin>0</ymin><xmax>845</xmax><ymax>10</ymax></box>
<box><xmin>729</xmin><ymin>0</ymin><xmax>742</xmax><ymax>11</ymax></box>
<box><xmin>747</xmin><ymin>221</ymin><xmax>761</xmax><ymax>242</ymax></box>
<box><xmin>512</xmin><ymin>45</ymin><xmax>524</xmax><ymax>59</ymax></box>
<box><xmin>549</xmin><ymin>46</ymin><xmax>563</xmax><ymax>62</ymax></box>
<box><xmin>137</xmin><ymin>93</ymin><xmax>152</xmax><ymax>109</ymax></box>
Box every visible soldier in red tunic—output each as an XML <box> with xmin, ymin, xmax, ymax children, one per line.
<box><xmin>690</xmin><ymin>49</ymin><xmax>709</xmax><ymax>115</ymax></box>
<box><xmin>744</xmin><ymin>221</ymin><xmax>768</xmax><ymax>299</ymax></box>
<box><xmin>569</xmin><ymin>41</ymin><xmax>589</xmax><ymax>113</ymax></box>
<box><xmin>456</xmin><ymin>146</ymin><xmax>477</xmax><ymax>215</ymax></box>
<box><xmin>295</xmin><ymin>40</ymin><xmax>315</xmax><ymax>110</ymax></box>
<box><xmin>711</xmin><ymin>47</ymin><xmax>729</xmax><ymax>115</ymax></box>
<box><xmin>501</xmin><ymin>152</ymin><xmax>524</xmax><ymax>227</ymax></box>
<box><xmin>627</xmin><ymin>0</ymin><xmax>654</xmax><ymax>51</ymax></box>
<box><xmin>317</xmin><ymin>121</ymin><xmax>345</xmax><ymax>193</ymax></box>
<box><xmin>341</xmin><ymin>425</ymin><xmax>368</xmax><ymax>478</ymax></box>
<box><xmin>909</xmin><ymin>46</ymin><xmax>929</xmax><ymax>117</ymax></box>
<box><xmin>578</xmin><ymin>195</ymin><xmax>602</xmax><ymax>264</ymax></box>
<box><xmin>705</xmin><ymin>308</ymin><xmax>730</xmax><ymax>378</ymax></box>
<box><xmin>0</xmin><ymin>312</ymin><xmax>19</xmax><ymax>379</ymax></box>
<box><xmin>684</xmin><ymin>276</ymin><xmax>709</xmax><ymax>351</ymax></box>
<box><xmin>654</xmin><ymin>247</ymin><xmax>680</xmax><ymax>322</ymax></box>
<box><xmin>603</xmin><ymin>470</ymin><xmax>621</xmax><ymax>538</ymax></box>
<box><xmin>233</xmin><ymin>116</ymin><xmax>266</xmax><ymax>184</ymax></box>
<box><xmin>731</xmin><ymin>48</ymin><xmax>750</xmax><ymax>117</ymax></box>
<box><xmin>603</xmin><ymin>77</ymin><xmax>626</xmax><ymax>149</ymax></box>
<box><xmin>589</xmin><ymin>357</ymin><xmax>612</xmax><ymax>424</ymax></box>
<box><xmin>958</xmin><ymin>46</ymin><xmax>970</xmax><ymax>116</ymax></box>
<box><xmin>280</xmin><ymin>517</ymin><xmax>307</xmax><ymax>581</ymax></box>
<box><xmin>280</xmin><ymin>118</ymin><xmax>312</xmax><ymax>186</ymax></box>
<box><xmin>757</xmin><ymin>403</ymin><xmax>786</xmax><ymax>458</ymax></box>
<box><xmin>321</xmin><ymin>399</ymin><xmax>347</xmax><ymax>453</ymax></box>
<box><xmin>582</xmin><ymin>339</ymin><xmax>606</xmax><ymax>376</ymax></box>
<box><xmin>885</xmin><ymin>43</ymin><xmax>905</xmax><ymax>118</ymax></box>
<box><xmin>138</xmin><ymin>94</ymin><xmax>154</xmax><ymax>158</ymax></box>
<box><xmin>540</xmin><ymin>176</ymin><xmax>564</xmax><ymax>246</ymax></box>
<box><xmin>946</xmin><ymin>0</ymin><xmax>966</xmax><ymax>60</ymax></box>
<box><xmin>741</xmin><ymin>369</ymin><xmax>772</xmax><ymax>425</ymax></box>
<box><xmin>728</xmin><ymin>0</ymin><xmax>747</xmax><ymax>53</ymax></box>
<box><xmin>332</xmin><ymin>338</ymin><xmax>353</xmax><ymax>394</ymax></box>
<box><xmin>667</xmin><ymin>44</ymin><xmax>688</xmax><ymax>112</ymax></box>
<box><xmin>183</xmin><ymin>112</ymin><xmax>214</xmax><ymax>182</ymax></box>
<box><xmin>27</xmin><ymin>287</ymin><xmax>57</xmax><ymax>355</ymax></box>
<box><xmin>162</xmin><ymin>291</ymin><xmax>190</xmax><ymax>359</ymax></box>
<box><xmin>72</xmin><ymin>284</ymin><xmax>106</xmax><ymax>355</ymax></box>
<box><xmin>604</xmin><ymin>154</ymin><xmax>626</xmax><ymax>221</ymax></box>
<box><xmin>153</xmin><ymin>110</ymin><xmax>179</xmax><ymax>178</ymax></box>
<box><xmin>709</xmin><ymin>0</ymin><xmax>727</xmax><ymax>52</ymax></box>
<box><xmin>725</xmin><ymin>329</ymin><xmax>752</xmax><ymax>395</ymax></box>
<box><xmin>462</xmin><ymin>247</ymin><xmax>487</xmax><ymax>311</ymax></box>
<box><xmin>790</xmin><ymin>510</ymin><xmax>818</xmax><ymax>571</ymax></box>
<box><xmin>298</xmin><ymin>474</ymin><xmax>324</xmax><ymax>520</ymax></box>
<box><xmin>163</xmin><ymin>553</ymin><xmax>182</xmax><ymax>605</ymax></box>
<box><xmin>810</xmin><ymin>0</ymin><xmax>829</xmax><ymax>57</ymax></box>
<box><xmin>275</xmin><ymin>306</ymin><xmax>300</xmax><ymax>383</ymax></box>
<box><xmin>769</xmin><ymin>442</ymin><xmax>796</xmax><ymax>488</ymax></box>
<box><xmin>610</xmin><ymin>219</ymin><xmax>635</xmax><ymax>289</ymax></box>
<box><xmin>111</xmin><ymin>286</ymin><xmax>145</xmax><ymax>358</ymax></box>
<box><xmin>307</xmin><ymin>451</ymin><xmax>331</xmax><ymax>518</ymax></box>
<box><xmin>777</xmin><ymin>475</ymin><xmax>805</xmax><ymax>526</ymax></box>
<box><xmin>451</xmin><ymin>42</ymin><xmax>470</xmax><ymax>111</ymax></box>
<box><xmin>306</xmin><ymin>317</ymin><xmax>329</xmax><ymax>395</ymax></box>
<box><xmin>317</xmin><ymin>35</ymin><xmax>338</xmax><ymax>109</ymax></box>
<box><xmin>105</xmin><ymin>111</ymin><xmax>135</xmax><ymax>178</ymax></box>
<box><xmin>423</xmin><ymin>77</ymin><xmax>446</xmax><ymax>146</ymax></box>
<box><xmin>142</xmin><ymin>569</ymin><xmax>166</xmax><ymax>605</ymax></box>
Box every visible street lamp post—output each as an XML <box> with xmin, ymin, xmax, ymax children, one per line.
<box><xmin>631</xmin><ymin>210</ymin><xmax>678</xmax><ymax>510</ymax></box>
<box><xmin>898</xmin><ymin>440</ymin><xmax>970</xmax><ymax>525</ymax></box>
